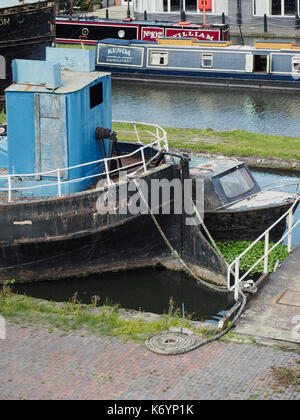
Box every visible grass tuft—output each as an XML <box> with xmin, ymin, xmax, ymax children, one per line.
<box><xmin>0</xmin><ymin>292</ymin><xmax>211</xmax><ymax>342</ymax></box>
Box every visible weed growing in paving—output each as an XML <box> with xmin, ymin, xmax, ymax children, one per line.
<box><xmin>0</xmin><ymin>290</ymin><xmax>215</xmax><ymax>342</ymax></box>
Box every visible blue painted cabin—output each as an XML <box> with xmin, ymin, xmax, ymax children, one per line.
<box><xmin>95</xmin><ymin>38</ymin><xmax>300</xmax><ymax>89</ymax></box>
<box><xmin>1</xmin><ymin>47</ymin><xmax>112</xmax><ymax>198</ymax></box>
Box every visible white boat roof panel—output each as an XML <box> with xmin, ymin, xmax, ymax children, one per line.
<box><xmin>1</xmin><ymin>0</ymin><xmax>43</xmax><ymax>8</ymax></box>
<box><xmin>6</xmin><ymin>69</ymin><xmax>110</xmax><ymax>94</ymax></box>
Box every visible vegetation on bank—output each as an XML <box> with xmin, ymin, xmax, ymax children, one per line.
<box><xmin>0</xmin><ymin>240</ymin><xmax>290</xmax><ymax>338</ymax></box>
<box><xmin>0</xmin><ymin>287</ymin><xmax>217</xmax><ymax>341</ymax></box>
<box><xmin>113</xmin><ymin>122</ymin><xmax>300</xmax><ymax>161</ymax></box>
<box><xmin>0</xmin><ymin>114</ymin><xmax>299</xmax><ymax>161</ymax></box>
<box><xmin>217</xmin><ymin>241</ymin><xmax>289</xmax><ymax>274</ymax></box>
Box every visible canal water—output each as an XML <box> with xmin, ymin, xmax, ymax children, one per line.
<box><xmin>111</xmin><ymin>80</ymin><xmax>300</xmax><ymax>137</ymax></box>
<box><xmin>13</xmin><ymin>268</ymin><xmax>234</xmax><ymax>324</ymax></box>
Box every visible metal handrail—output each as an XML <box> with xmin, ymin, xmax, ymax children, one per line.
<box><xmin>0</xmin><ymin>121</ymin><xmax>169</xmax><ymax>202</ymax></box>
<box><xmin>227</xmin><ymin>196</ymin><xmax>300</xmax><ymax>301</ymax></box>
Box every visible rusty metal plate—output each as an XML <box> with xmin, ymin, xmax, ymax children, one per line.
<box><xmin>277</xmin><ymin>290</ymin><xmax>300</xmax><ymax>307</ymax></box>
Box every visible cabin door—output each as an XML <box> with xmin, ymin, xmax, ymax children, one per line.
<box><xmin>34</xmin><ymin>93</ymin><xmax>68</xmax><ymax>180</ymax></box>
<box><xmin>245</xmin><ymin>54</ymin><xmax>254</xmax><ymax>73</ymax></box>
<box><xmin>245</xmin><ymin>54</ymin><xmax>270</xmax><ymax>73</ymax></box>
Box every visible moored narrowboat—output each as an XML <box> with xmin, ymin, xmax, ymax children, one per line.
<box><xmin>56</xmin><ymin>16</ymin><xmax>229</xmax><ymax>45</ymax></box>
<box><xmin>95</xmin><ymin>38</ymin><xmax>300</xmax><ymax>89</ymax></box>
<box><xmin>0</xmin><ymin>0</ymin><xmax>55</xmax><ymax>97</ymax></box>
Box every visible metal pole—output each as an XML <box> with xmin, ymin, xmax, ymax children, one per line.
<box><xmin>180</xmin><ymin>0</ymin><xmax>185</xmax><ymax>21</ymax></box>
<box><xmin>237</xmin><ymin>0</ymin><xmax>242</xmax><ymax>25</ymax></box>
<box><xmin>57</xmin><ymin>169</ymin><xmax>62</xmax><ymax>197</ymax></box>
<box><xmin>264</xmin><ymin>231</ymin><xmax>269</xmax><ymax>274</ymax></box>
<box><xmin>288</xmin><ymin>209</ymin><xmax>294</xmax><ymax>253</ymax></box>
<box><xmin>296</xmin><ymin>0</ymin><xmax>300</xmax><ymax>29</ymax></box>
<box><xmin>144</xmin><ymin>10</ymin><xmax>147</xmax><ymax>20</ymax></box>
<box><xmin>7</xmin><ymin>175</ymin><xmax>12</xmax><ymax>203</ymax></box>
<box><xmin>127</xmin><ymin>0</ymin><xmax>131</xmax><ymax>18</ymax></box>
<box><xmin>222</xmin><ymin>12</ymin><xmax>225</xmax><ymax>24</ymax></box>
<box><xmin>104</xmin><ymin>159</ymin><xmax>111</xmax><ymax>185</ymax></box>
<box><xmin>264</xmin><ymin>13</ymin><xmax>268</xmax><ymax>32</ymax></box>
<box><xmin>234</xmin><ymin>260</ymin><xmax>240</xmax><ymax>301</ymax></box>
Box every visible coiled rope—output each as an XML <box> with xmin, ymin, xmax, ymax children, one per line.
<box><xmin>131</xmin><ymin>177</ymin><xmax>248</xmax><ymax>354</ymax></box>
<box><xmin>145</xmin><ymin>290</ymin><xmax>246</xmax><ymax>355</ymax></box>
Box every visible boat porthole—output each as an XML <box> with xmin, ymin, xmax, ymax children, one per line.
<box><xmin>17</xmin><ymin>15</ymin><xmax>25</xmax><ymax>24</ymax></box>
<box><xmin>118</xmin><ymin>30</ymin><xmax>126</xmax><ymax>39</ymax></box>
<box><xmin>82</xmin><ymin>27</ymin><xmax>89</xmax><ymax>36</ymax></box>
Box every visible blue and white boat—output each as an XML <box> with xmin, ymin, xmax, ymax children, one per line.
<box><xmin>95</xmin><ymin>38</ymin><xmax>300</xmax><ymax>90</ymax></box>
<box><xmin>0</xmin><ymin>47</ymin><xmax>228</xmax><ymax>286</ymax></box>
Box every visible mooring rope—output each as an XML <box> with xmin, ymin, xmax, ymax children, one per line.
<box><xmin>131</xmin><ymin>176</ymin><xmax>248</xmax><ymax>354</ymax></box>
<box><xmin>131</xmin><ymin>178</ymin><xmax>228</xmax><ymax>293</ymax></box>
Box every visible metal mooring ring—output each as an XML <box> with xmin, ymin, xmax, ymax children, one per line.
<box><xmin>145</xmin><ymin>331</ymin><xmax>197</xmax><ymax>355</ymax></box>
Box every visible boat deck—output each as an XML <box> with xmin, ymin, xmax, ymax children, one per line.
<box><xmin>235</xmin><ymin>246</ymin><xmax>300</xmax><ymax>346</ymax></box>
<box><xmin>0</xmin><ymin>154</ymin><xmax>163</xmax><ymax>203</ymax></box>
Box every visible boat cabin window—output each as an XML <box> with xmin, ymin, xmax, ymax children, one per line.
<box><xmin>201</xmin><ymin>53</ymin><xmax>213</xmax><ymax>68</ymax></box>
<box><xmin>90</xmin><ymin>82</ymin><xmax>103</xmax><ymax>109</ymax></box>
<box><xmin>254</xmin><ymin>55</ymin><xmax>268</xmax><ymax>73</ymax></box>
<box><xmin>292</xmin><ymin>56</ymin><xmax>300</xmax><ymax>72</ymax></box>
<box><xmin>219</xmin><ymin>167</ymin><xmax>255</xmax><ymax>199</ymax></box>
<box><xmin>150</xmin><ymin>52</ymin><xmax>168</xmax><ymax>66</ymax></box>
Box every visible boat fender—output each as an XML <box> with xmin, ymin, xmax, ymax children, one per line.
<box><xmin>178</xmin><ymin>21</ymin><xmax>191</xmax><ymax>26</ymax></box>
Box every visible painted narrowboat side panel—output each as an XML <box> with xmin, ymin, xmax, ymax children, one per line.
<box><xmin>95</xmin><ymin>39</ymin><xmax>300</xmax><ymax>87</ymax></box>
<box><xmin>56</xmin><ymin>17</ymin><xmax>229</xmax><ymax>45</ymax></box>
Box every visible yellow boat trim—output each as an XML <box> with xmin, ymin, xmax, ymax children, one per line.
<box><xmin>156</xmin><ymin>38</ymin><xmax>232</xmax><ymax>47</ymax></box>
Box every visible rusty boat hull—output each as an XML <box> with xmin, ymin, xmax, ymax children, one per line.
<box><xmin>204</xmin><ymin>200</ymin><xmax>297</xmax><ymax>243</ymax></box>
<box><xmin>0</xmin><ymin>163</ymin><xmax>227</xmax><ymax>286</ymax></box>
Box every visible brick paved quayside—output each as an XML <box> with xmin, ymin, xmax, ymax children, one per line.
<box><xmin>235</xmin><ymin>246</ymin><xmax>300</xmax><ymax>345</ymax></box>
<box><xmin>1</xmin><ymin>322</ymin><xmax>300</xmax><ymax>400</ymax></box>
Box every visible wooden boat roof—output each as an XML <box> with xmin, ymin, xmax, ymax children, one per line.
<box><xmin>98</xmin><ymin>38</ymin><xmax>300</xmax><ymax>53</ymax></box>
<box><xmin>189</xmin><ymin>158</ymin><xmax>245</xmax><ymax>179</ymax></box>
<box><xmin>157</xmin><ymin>38</ymin><xmax>232</xmax><ymax>47</ymax></box>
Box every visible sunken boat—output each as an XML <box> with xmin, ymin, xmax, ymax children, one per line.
<box><xmin>95</xmin><ymin>38</ymin><xmax>300</xmax><ymax>90</ymax></box>
<box><xmin>190</xmin><ymin>157</ymin><xmax>299</xmax><ymax>242</ymax></box>
<box><xmin>0</xmin><ymin>0</ymin><xmax>55</xmax><ymax>98</ymax></box>
<box><xmin>0</xmin><ymin>47</ymin><xmax>227</xmax><ymax>286</ymax></box>
<box><xmin>55</xmin><ymin>15</ymin><xmax>229</xmax><ymax>45</ymax></box>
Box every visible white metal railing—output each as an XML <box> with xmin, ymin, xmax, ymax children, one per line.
<box><xmin>227</xmin><ymin>196</ymin><xmax>300</xmax><ymax>301</ymax></box>
<box><xmin>0</xmin><ymin>121</ymin><xmax>168</xmax><ymax>202</ymax></box>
